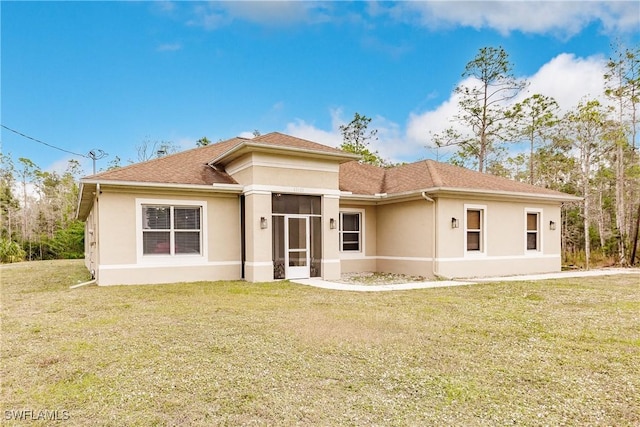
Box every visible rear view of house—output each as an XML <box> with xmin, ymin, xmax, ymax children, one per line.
<box><xmin>76</xmin><ymin>132</ymin><xmax>580</xmax><ymax>285</ymax></box>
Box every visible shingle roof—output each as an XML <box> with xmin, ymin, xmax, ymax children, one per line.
<box><xmin>84</xmin><ymin>132</ymin><xmax>351</xmax><ymax>185</ymax></box>
<box><xmin>340</xmin><ymin>159</ymin><xmax>572</xmax><ymax>198</ymax></box>
<box><xmin>82</xmin><ymin>132</ymin><xmax>572</xmax><ymax>199</ymax></box>
<box><xmin>338</xmin><ymin>161</ymin><xmax>386</xmax><ymax>195</ymax></box>
<box><xmin>252</xmin><ymin>132</ymin><xmax>348</xmax><ymax>155</ymax></box>
<box><xmin>85</xmin><ymin>137</ymin><xmax>245</xmax><ymax>185</ymax></box>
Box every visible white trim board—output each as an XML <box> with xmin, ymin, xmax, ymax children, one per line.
<box><xmin>100</xmin><ymin>261</ymin><xmax>241</xmax><ymax>270</ymax></box>
<box><xmin>339</xmin><ymin>254</ymin><xmax>560</xmax><ymax>263</ymax></box>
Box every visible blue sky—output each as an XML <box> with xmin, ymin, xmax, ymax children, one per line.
<box><xmin>2</xmin><ymin>1</ymin><xmax>639</xmax><ymax>175</ymax></box>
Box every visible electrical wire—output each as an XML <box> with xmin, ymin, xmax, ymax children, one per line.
<box><xmin>1</xmin><ymin>124</ymin><xmax>88</xmax><ymax>158</ymax></box>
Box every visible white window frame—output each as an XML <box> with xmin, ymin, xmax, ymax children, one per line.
<box><xmin>525</xmin><ymin>208</ymin><xmax>543</xmax><ymax>254</ymax></box>
<box><xmin>136</xmin><ymin>198</ymin><xmax>208</xmax><ymax>265</ymax></box>
<box><xmin>339</xmin><ymin>209</ymin><xmax>365</xmax><ymax>256</ymax></box>
<box><xmin>464</xmin><ymin>204</ymin><xmax>487</xmax><ymax>256</ymax></box>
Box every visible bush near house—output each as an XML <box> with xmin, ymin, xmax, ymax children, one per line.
<box><xmin>1</xmin><ymin>260</ymin><xmax>639</xmax><ymax>425</ymax></box>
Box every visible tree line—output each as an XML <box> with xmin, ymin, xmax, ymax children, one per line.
<box><xmin>0</xmin><ymin>156</ymin><xmax>84</xmax><ymax>262</ymax></box>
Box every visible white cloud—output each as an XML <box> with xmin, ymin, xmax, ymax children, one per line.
<box><xmin>284</xmin><ymin>119</ymin><xmax>342</xmax><ymax>148</ymax></box>
<box><xmin>408</xmin><ymin>53</ymin><xmax>607</xmax><ymax>151</ymax></box>
<box><xmin>187</xmin><ymin>1</ymin><xmax>333</xmax><ymax>30</ymax></box>
<box><xmin>238</xmin><ymin>131</ymin><xmax>257</xmax><ymax>139</ymax></box>
<box><xmin>519</xmin><ymin>53</ymin><xmax>606</xmax><ymax>111</ymax></box>
<box><xmin>387</xmin><ymin>1</ymin><xmax>639</xmax><ymax>37</ymax></box>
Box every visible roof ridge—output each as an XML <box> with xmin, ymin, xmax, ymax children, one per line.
<box><xmin>424</xmin><ymin>160</ymin><xmax>443</xmax><ymax>187</ymax></box>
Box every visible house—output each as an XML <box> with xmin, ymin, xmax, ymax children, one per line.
<box><xmin>76</xmin><ymin>132</ymin><xmax>581</xmax><ymax>285</ymax></box>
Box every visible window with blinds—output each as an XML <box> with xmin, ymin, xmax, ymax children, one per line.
<box><xmin>526</xmin><ymin>212</ymin><xmax>539</xmax><ymax>251</ymax></box>
<box><xmin>142</xmin><ymin>205</ymin><xmax>201</xmax><ymax>255</ymax></box>
<box><xmin>466</xmin><ymin>209</ymin><xmax>483</xmax><ymax>252</ymax></box>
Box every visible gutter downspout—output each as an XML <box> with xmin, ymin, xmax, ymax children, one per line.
<box><xmin>421</xmin><ymin>192</ymin><xmax>439</xmax><ymax>278</ymax></box>
<box><xmin>70</xmin><ymin>279</ymin><xmax>97</xmax><ymax>289</ymax></box>
<box><xmin>94</xmin><ymin>183</ymin><xmax>100</xmax><ymax>283</ymax></box>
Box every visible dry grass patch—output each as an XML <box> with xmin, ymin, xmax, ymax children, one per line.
<box><xmin>1</xmin><ymin>260</ymin><xmax>639</xmax><ymax>425</ymax></box>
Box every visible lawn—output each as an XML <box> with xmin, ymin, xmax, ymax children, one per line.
<box><xmin>1</xmin><ymin>260</ymin><xmax>639</xmax><ymax>426</ymax></box>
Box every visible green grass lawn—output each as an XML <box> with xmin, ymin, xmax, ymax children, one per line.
<box><xmin>1</xmin><ymin>260</ymin><xmax>639</xmax><ymax>426</ymax></box>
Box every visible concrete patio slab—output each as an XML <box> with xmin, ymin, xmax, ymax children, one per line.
<box><xmin>291</xmin><ymin>268</ymin><xmax>639</xmax><ymax>292</ymax></box>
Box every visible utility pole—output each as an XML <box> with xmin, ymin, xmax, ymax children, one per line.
<box><xmin>87</xmin><ymin>149</ymin><xmax>108</xmax><ymax>175</ymax></box>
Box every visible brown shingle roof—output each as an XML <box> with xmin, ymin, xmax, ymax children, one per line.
<box><xmin>83</xmin><ymin>132</ymin><xmax>571</xmax><ymax>199</ymax></box>
<box><xmin>251</xmin><ymin>132</ymin><xmax>348</xmax><ymax>154</ymax></box>
<box><xmin>340</xmin><ymin>159</ymin><xmax>572</xmax><ymax>198</ymax></box>
<box><xmin>84</xmin><ymin>138</ymin><xmax>246</xmax><ymax>185</ymax></box>
<box><xmin>339</xmin><ymin>161</ymin><xmax>386</xmax><ymax>195</ymax></box>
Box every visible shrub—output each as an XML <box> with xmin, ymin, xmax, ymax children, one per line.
<box><xmin>0</xmin><ymin>238</ymin><xmax>26</xmax><ymax>263</ymax></box>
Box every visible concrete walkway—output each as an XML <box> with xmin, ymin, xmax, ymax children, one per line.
<box><xmin>291</xmin><ymin>268</ymin><xmax>640</xmax><ymax>292</ymax></box>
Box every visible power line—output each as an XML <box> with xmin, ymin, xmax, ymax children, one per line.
<box><xmin>1</xmin><ymin>124</ymin><xmax>89</xmax><ymax>158</ymax></box>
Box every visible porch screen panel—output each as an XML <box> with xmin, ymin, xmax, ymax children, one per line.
<box><xmin>272</xmin><ymin>215</ymin><xmax>285</xmax><ymax>279</ymax></box>
<box><xmin>310</xmin><ymin>217</ymin><xmax>322</xmax><ymax>277</ymax></box>
<box><xmin>272</xmin><ymin>194</ymin><xmax>321</xmax><ymax>214</ymax></box>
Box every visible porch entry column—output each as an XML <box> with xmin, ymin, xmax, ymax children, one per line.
<box><xmin>244</xmin><ymin>190</ymin><xmax>273</xmax><ymax>282</ymax></box>
<box><xmin>322</xmin><ymin>194</ymin><xmax>341</xmax><ymax>281</ymax></box>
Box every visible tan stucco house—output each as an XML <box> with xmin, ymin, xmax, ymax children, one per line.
<box><xmin>76</xmin><ymin>132</ymin><xmax>580</xmax><ymax>285</ymax></box>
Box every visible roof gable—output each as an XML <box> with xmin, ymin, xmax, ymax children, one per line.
<box><xmin>209</xmin><ymin>132</ymin><xmax>358</xmax><ymax>166</ymax></box>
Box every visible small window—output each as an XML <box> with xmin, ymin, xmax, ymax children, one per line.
<box><xmin>142</xmin><ymin>205</ymin><xmax>201</xmax><ymax>255</ymax></box>
<box><xmin>527</xmin><ymin>212</ymin><xmax>539</xmax><ymax>251</ymax></box>
<box><xmin>340</xmin><ymin>212</ymin><xmax>361</xmax><ymax>252</ymax></box>
<box><xmin>466</xmin><ymin>208</ymin><xmax>484</xmax><ymax>252</ymax></box>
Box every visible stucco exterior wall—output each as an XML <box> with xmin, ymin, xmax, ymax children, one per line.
<box><xmin>95</xmin><ymin>188</ymin><xmax>242</xmax><ymax>285</ymax></box>
<box><xmin>375</xmin><ymin>199</ymin><xmax>434</xmax><ymax>277</ymax></box>
<box><xmin>435</xmin><ymin>196</ymin><xmax>562</xmax><ymax>278</ymax></box>
<box><xmin>338</xmin><ymin>204</ymin><xmax>377</xmax><ymax>273</ymax></box>
<box><xmin>337</xmin><ymin>196</ymin><xmax>562</xmax><ymax>280</ymax></box>
<box><xmin>227</xmin><ymin>153</ymin><xmax>340</xmax><ymax>189</ymax></box>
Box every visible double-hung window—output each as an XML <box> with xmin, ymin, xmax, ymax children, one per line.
<box><xmin>526</xmin><ymin>211</ymin><xmax>540</xmax><ymax>251</ymax></box>
<box><xmin>142</xmin><ymin>205</ymin><xmax>201</xmax><ymax>255</ymax></box>
<box><xmin>465</xmin><ymin>205</ymin><xmax>486</xmax><ymax>253</ymax></box>
<box><xmin>339</xmin><ymin>212</ymin><xmax>361</xmax><ymax>252</ymax></box>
